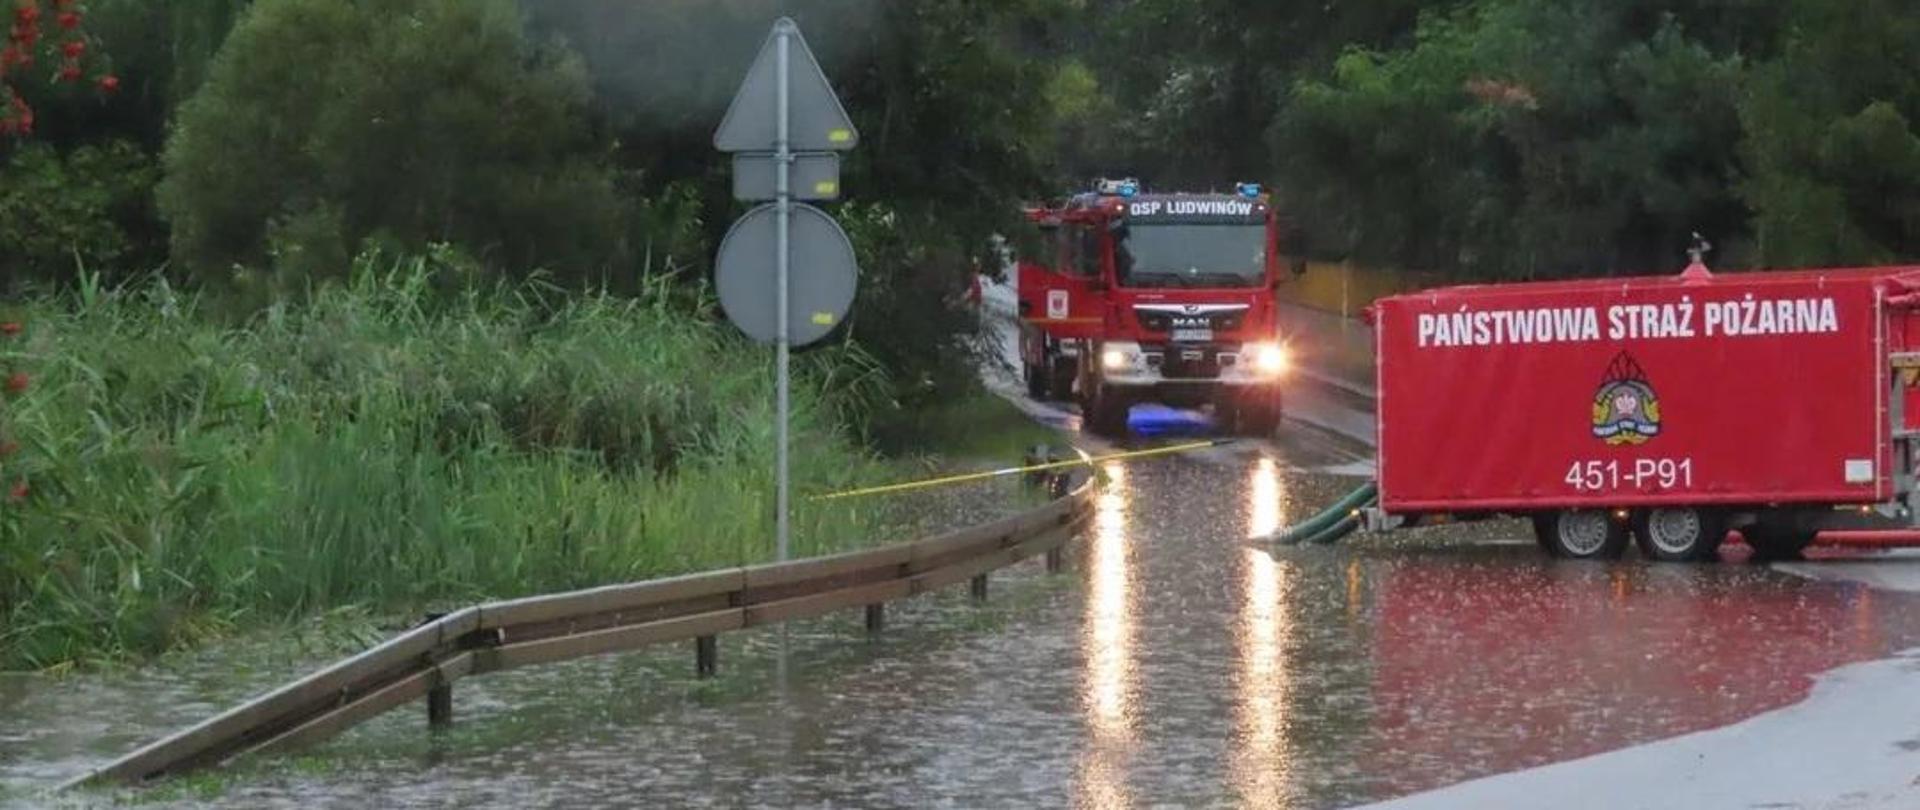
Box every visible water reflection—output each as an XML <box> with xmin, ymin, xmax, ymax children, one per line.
<box><xmin>1365</xmin><ymin>560</ymin><xmax>1895</xmax><ymax>796</ymax></box>
<box><xmin>1077</xmin><ymin>462</ymin><xmax>1137</xmax><ymax>809</ymax></box>
<box><xmin>1235</xmin><ymin>547</ymin><xmax>1295</xmax><ymax>808</ymax></box>
<box><xmin>1247</xmin><ymin>457</ymin><xmax>1284</xmax><ymax>539</ymax></box>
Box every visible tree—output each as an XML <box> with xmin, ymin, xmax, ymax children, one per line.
<box><xmin>157</xmin><ymin>0</ymin><xmax>628</xmax><ymax>286</ymax></box>
<box><xmin>1739</xmin><ymin>0</ymin><xmax>1920</xmax><ymax>265</ymax></box>
<box><xmin>1273</xmin><ymin>0</ymin><xmax>1748</xmax><ymax>278</ymax></box>
<box><xmin>525</xmin><ymin>0</ymin><xmax>1072</xmax><ymax>410</ymax></box>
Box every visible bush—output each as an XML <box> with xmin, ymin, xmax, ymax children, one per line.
<box><xmin>157</xmin><ymin>0</ymin><xmax>629</xmax><ymax>286</ymax></box>
<box><xmin>0</xmin><ymin>254</ymin><xmax>899</xmax><ymax>668</ymax></box>
<box><xmin>0</xmin><ymin>140</ymin><xmax>158</xmax><ymax>289</ymax></box>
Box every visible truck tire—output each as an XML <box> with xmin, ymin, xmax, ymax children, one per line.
<box><xmin>1047</xmin><ymin>356</ymin><xmax>1077</xmax><ymax>401</ymax></box>
<box><xmin>1743</xmin><ymin>523</ymin><xmax>1816</xmax><ymax>562</ymax></box>
<box><xmin>1531</xmin><ymin>509</ymin><xmax>1629</xmax><ymax>559</ymax></box>
<box><xmin>1024</xmin><ymin>362</ymin><xmax>1047</xmax><ymax>399</ymax></box>
<box><xmin>1632</xmin><ymin>507</ymin><xmax>1728</xmax><ymax>562</ymax></box>
<box><xmin>1085</xmin><ymin>384</ymin><xmax>1130</xmax><ymax>437</ymax></box>
<box><xmin>1236</xmin><ymin>388</ymin><xmax>1284</xmax><ymax>437</ymax></box>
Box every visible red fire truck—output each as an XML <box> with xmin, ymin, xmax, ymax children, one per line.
<box><xmin>1366</xmin><ymin>255</ymin><xmax>1920</xmax><ymax>561</ymax></box>
<box><xmin>1015</xmin><ymin>179</ymin><xmax>1301</xmax><ymax>436</ymax></box>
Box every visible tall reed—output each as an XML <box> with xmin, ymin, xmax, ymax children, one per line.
<box><xmin>0</xmin><ymin>255</ymin><xmax>896</xmax><ymax>669</ymax></box>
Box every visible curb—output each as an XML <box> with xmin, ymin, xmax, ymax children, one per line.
<box><xmin>1296</xmin><ymin>365</ymin><xmax>1376</xmax><ymax>401</ymax></box>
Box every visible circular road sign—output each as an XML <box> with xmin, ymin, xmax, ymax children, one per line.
<box><xmin>716</xmin><ymin>202</ymin><xmax>859</xmax><ymax>347</ymax></box>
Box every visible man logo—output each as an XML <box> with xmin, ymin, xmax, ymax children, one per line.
<box><xmin>1591</xmin><ymin>350</ymin><xmax>1661</xmax><ymax>445</ymax></box>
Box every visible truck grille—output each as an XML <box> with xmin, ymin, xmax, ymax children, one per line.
<box><xmin>1134</xmin><ymin>305</ymin><xmax>1247</xmax><ymax>334</ymax></box>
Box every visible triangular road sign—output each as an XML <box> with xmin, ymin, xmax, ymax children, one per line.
<box><xmin>713</xmin><ymin>18</ymin><xmax>860</xmax><ymax>153</ymax></box>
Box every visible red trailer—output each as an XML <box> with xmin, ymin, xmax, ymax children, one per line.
<box><xmin>1367</xmin><ymin>259</ymin><xmax>1920</xmax><ymax>561</ymax></box>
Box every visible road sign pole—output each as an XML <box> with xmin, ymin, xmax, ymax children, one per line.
<box><xmin>774</xmin><ymin>20</ymin><xmax>794</xmax><ymax>686</ymax></box>
<box><xmin>711</xmin><ymin>18</ymin><xmax>859</xmax><ymax>688</ymax></box>
<box><xmin>775</xmin><ymin>21</ymin><xmax>793</xmax><ymax>567</ymax></box>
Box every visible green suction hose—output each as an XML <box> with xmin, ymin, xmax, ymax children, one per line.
<box><xmin>1267</xmin><ymin>481</ymin><xmax>1378</xmax><ymax>546</ymax></box>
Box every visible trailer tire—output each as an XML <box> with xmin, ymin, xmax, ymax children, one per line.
<box><xmin>1531</xmin><ymin>510</ymin><xmax>1628</xmax><ymax>559</ymax></box>
<box><xmin>1743</xmin><ymin>524</ymin><xmax>1816</xmax><ymax>562</ymax></box>
<box><xmin>1632</xmin><ymin>507</ymin><xmax>1728</xmax><ymax>562</ymax></box>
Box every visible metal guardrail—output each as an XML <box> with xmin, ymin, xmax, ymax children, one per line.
<box><xmin>64</xmin><ymin>470</ymin><xmax>1096</xmax><ymax>790</ymax></box>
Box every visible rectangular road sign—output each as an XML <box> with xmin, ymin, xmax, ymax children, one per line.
<box><xmin>732</xmin><ymin>152</ymin><xmax>841</xmax><ymax>201</ymax></box>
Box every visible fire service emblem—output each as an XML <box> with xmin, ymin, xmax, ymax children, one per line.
<box><xmin>1591</xmin><ymin>351</ymin><xmax>1661</xmax><ymax>445</ymax></box>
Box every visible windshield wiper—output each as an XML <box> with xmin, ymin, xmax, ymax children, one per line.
<box><xmin>1192</xmin><ymin>272</ymin><xmax>1259</xmax><ymax>287</ymax></box>
<box><xmin>1125</xmin><ymin>271</ymin><xmax>1187</xmax><ymax>288</ymax></box>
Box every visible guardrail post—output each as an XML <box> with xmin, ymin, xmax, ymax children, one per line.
<box><xmin>865</xmin><ymin>603</ymin><xmax>884</xmax><ymax>634</ymax></box>
<box><xmin>695</xmin><ymin>635</ymin><xmax>718</xmax><ymax>678</ymax></box>
<box><xmin>1045</xmin><ymin>546</ymin><xmax>1065</xmax><ymax>574</ymax></box>
<box><xmin>1023</xmin><ymin>444</ymin><xmax>1051</xmax><ymax>491</ymax></box>
<box><xmin>970</xmin><ymin>573</ymin><xmax>989</xmax><ymax>602</ymax></box>
<box><xmin>427</xmin><ymin>683</ymin><xmax>453</xmax><ymax>729</ymax></box>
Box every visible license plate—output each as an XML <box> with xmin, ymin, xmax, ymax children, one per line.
<box><xmin>1171</xmin><ymin>328</ymin><xmax>1212</xmax><ymax>343</ymax></box>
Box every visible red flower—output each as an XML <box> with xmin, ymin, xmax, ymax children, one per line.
<box><xmin>5</xmin><ymin>372</ymin><xmax>28</xmax><ymax>395</ymax></box>
<box><xmin>60</xmin><ymin>39</ymin><xmax>81</xmax><ymax>58</ymax></box>
<box><xmin>13</xmin><ymin>5</ymin><xmax>38</xmax><ymax>25</ymax></box>
<box><xmin>8</xmin><ymin>479</ymin><xmax>28</xmax><ymax>503</ymax></box>
<box><xmin>0</xmin><ymin>322</ymin><xmax>20</xmax><ymax>337</ymax></box>
<box><xmin>56</xmin><ymin>11</ymin><xmax>78</xmax><ymax>31</ymax></box>
<box><xmin>96</xmin><ymin>74</ymin><xmax>118</xmax><ymax>94</ymax></box>
<box><xmin>56</xmin><ymin>63</ymin><xmax>78</xmax><ymax>82</ymax></box>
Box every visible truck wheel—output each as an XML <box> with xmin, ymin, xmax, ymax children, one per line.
<box><xmin>1632</xmin><ymin>507</ymin><xmax>1728</xmax><ymax>562</ymax></box>
<box><xmin>1047</xmin><ymin>357</ymin><xmax>1077</xmax><ymax>401</ymax></box>
<box><xmin>1743</xmin><ymin>523</ymin><xmax>1816</xmax><ymax>562</ymax></box>
<box><xmin>1531</xmin><ymin>510</ymin><xmax>1628</xmax><ymax>559</ymax></box>
<box><xmin>1024</xmin><ymin>362</ymin><xmax>1047</xmax><ymax>399</ymax></box>
<box><xmin>1233</xmin><ymin>388</ymin><xmax>1284</xmax><ymax>437</ymax></box>
<box><xmin>1085</xmin><ymin>385</ymin><xmax>1130</xmax><ymax>437</ymax></box>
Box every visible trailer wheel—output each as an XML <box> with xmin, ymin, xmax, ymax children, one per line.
<box><xmin>1743</xmin><ymin>523</ymin><xmax>1816</xmax><ymax>562</ymax></box>
<box><xmin>1531</xmin><ymin>510</ymin><xmax>1628</xmax><ymax>559</ymax></box>
<box><xmin>1632</xmin><ymin>507</ymin><xmax>1728</xmax><ymax>562</ymax></box>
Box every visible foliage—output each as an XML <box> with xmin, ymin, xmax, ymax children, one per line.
<box><xmin>0</xmin><ymin>254</ymin><xmax>900</xmax><ymax>669</ymax></box>
<box><xmin>157</xmin><ymin>0</ymin><xmax>629</xmax><ymax>286</ymax></box>
<box><xmin>1738</xmin><ymin>0</ymin><xmax>1920</xmax><ymax>265</ymax></box>
<box><xmin>1271</xmin><ymin>1</ymin><xmax>1754</xmax><ymax>278</ymax></box>
<box><xmin>0</xmin><ymin>0</ymin><xmax>118</xmax><ymax>138</ymax></box>
<box><xmin>0</xmin><ymin>139</ymin><xmax>157</xmax><ymax>287</ymax></box>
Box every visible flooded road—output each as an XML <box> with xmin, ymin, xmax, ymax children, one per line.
<box><xmin>10</xmin><ymin>421</ymin><xmax>1920</xmax><ymax>808</ymax></box>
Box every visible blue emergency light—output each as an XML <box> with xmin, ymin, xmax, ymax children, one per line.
<box><xmin>1096</xmin><ymin>178</ymin><xmax>1141</xmax><ymax>197</ymax></box>
<box><xmin>1237</xmin><ymin>182</ymin><xmax>1263</xmax><ymax>198</ymax></box>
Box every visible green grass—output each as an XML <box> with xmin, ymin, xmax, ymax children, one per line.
<box><xmin>874</xmin><ymin>387</ymin><xmax>1069</xmax><ymax>464</ymax></box>
<box><xmin>0</xmin><ymin>255</ymin><xmax>911</xmax><ymax>670</ymax></box>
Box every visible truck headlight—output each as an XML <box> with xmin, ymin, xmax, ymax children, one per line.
<box><xmin>1250</xmin><ymin>342</ymin><xmax>1290</xmax><ymax>375</ymax></box>
<box><xmin>1102</xmin><ymin>348</ymin><xmax>1132</xmax><ymax>370</ymax></box>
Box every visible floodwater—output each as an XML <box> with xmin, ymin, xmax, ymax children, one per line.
<box><xmin>7</xmin><ymin>430</ymin><xmax>1920</xmax><ymax>809</ymax></box>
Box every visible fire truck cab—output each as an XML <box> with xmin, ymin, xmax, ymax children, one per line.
<box><xmin>1016</xmin><ymin>179</ymin><xmax>1300</xmax><ymax>436</ymax></box>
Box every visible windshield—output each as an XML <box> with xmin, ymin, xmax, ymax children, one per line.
<box><xmin>1114</xmin><ymin>223</ymin><xmax>1268</xmax><ymax>289</ymax></box>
